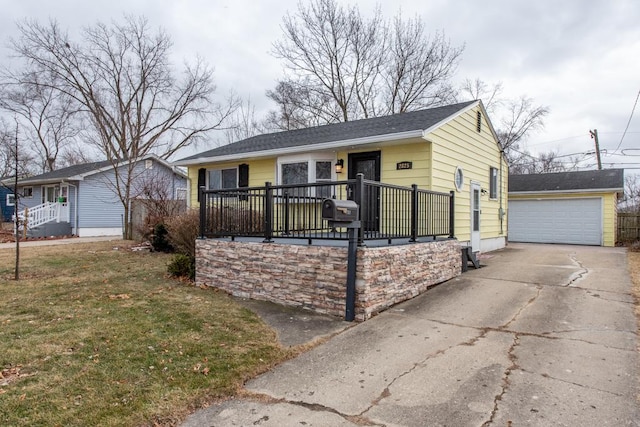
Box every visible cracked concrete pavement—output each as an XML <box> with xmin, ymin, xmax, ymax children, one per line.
<box><xmin>181</xmin><ymin>243</ymin><xmax>639</xmax><ymax>426</ymax></box>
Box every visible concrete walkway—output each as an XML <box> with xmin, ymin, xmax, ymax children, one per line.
<box><xmin>0</xmin><ymin>236</ymin><xmax>120</xmax><ymax>250</ymax></box>
<box><xmin>182</xmin><ymin>243</ymin><xmax>639</xmax><ymax>426</ymax></box>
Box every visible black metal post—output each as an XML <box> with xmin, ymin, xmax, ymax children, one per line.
<box><xmin>410</xmin><ymin>184</ymin><xmax>418</xmax><ymax>242</ymax></box>
<box><xmin>283</xmin><ymin>190</ymin><xmax>290</xmax><ymax>236</ymax></box>
<box><xmin>263</xmin><ymin>182</ymin><xmax>273</xmax><ymax>243</ymax></box>
<box><xmin>345</xmin><ymin>226</ymin><xmax>358</xmax><ymax>321</ymax></box>
<box><xmin>449</xmin><ymin>190</ymin><xmax>455</xmax><ymax>238</ymax></box>
<box><xmin>354</xmin><ymin>173</ymin><xmax>365</xmax><ymax>245</ymax></box>
<box><xmin>199</xmin><ymin>186</ymin><xmax>206</xmax><ymax>239</ymax></box>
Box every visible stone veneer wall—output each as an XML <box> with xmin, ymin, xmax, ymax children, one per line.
<box><xmin>196</xmin><ymin>239</ymin><xmax>461</xmax><ymax>321</ymax></box>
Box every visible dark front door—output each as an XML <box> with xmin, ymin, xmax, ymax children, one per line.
<box><xmin>349</xmin><ymin>151</ymin><xmax>381</xmax><ymax>232</ymax></box>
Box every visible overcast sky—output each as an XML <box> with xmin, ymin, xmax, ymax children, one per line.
<box><xmin>1</xmin><ymin>0</ymin><xmax>639</xmax><ymax>170</ymax></box>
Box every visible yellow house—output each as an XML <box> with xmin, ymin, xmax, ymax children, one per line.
<box><xmin>176</xmin><ymin>100</ymin><xmax>508</xmax><ymax>253</ymax></box>
<box><xmin>508</xmin><ymin>169</ymin><xmax>624</xmax><ymax>247</ymax></box>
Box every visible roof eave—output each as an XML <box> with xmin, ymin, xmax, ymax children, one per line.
<box><xmin>509</xmin><ymin>187</ymin><xmax>624</xmax><ymax>195</ymax></box>
<box><xmin>174</xmin><ymin>129</ymin><xmax>426</xmax><ymax>166</ymax></box>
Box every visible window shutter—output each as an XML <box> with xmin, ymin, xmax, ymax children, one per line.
<box><xmin>197</xmin><ymin>168</ymin><xmax>206</xmax><ymax>202</ymax></box>
<box><xmin>238</xmin><ymin>164</ymin><xmax>249</xmax><ymax>187</ymax></box>
<box><xmin>238</xmin><ymin>164</ymin><xmax>249</xmax><ymax>201</ymax></box>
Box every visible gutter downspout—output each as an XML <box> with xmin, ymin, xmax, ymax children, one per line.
<box><xmin>67</xmin><ymin>182</ymin><xmax>79</xmax><ymax>236</ymax></box>
<box><xmin>499</xmin><ymin>148</ymin><xmax>505</xmax><ymax>235</ymax></box>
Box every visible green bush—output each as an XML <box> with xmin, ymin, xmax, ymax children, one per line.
<box><xmin>151</xmin><ymin>223</ymin><xmax>173</xmax><ymax>253</ymax></box>
<box><xmin>167</xmin><ymin>254</ymin><xmax>195</xmax><ymax>280</ymax></box>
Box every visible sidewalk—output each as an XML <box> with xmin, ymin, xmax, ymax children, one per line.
<box><xmin>0</xmin><ymin>236</ymin><xmax>121</xmax><ymax>250</ymax></box>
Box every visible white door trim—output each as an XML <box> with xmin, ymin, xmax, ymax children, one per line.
<box><xmin>470</xmin><ymin>181</ymin><xmax>481</xmax><ymax>252</ymax></box>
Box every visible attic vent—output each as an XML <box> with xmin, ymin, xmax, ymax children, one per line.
<box><xmin>145</xmin><ymin>159</ymin><xmax>153</xmax><ymax>170</ymax></box>
<box><xmin>476</xmin><ymin>111</ymin><xmax>482</xmax><ymax>133</ymax></box>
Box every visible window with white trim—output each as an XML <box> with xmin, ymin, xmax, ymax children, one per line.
<box><xmin>208</xmin><ymin>168</ymin><xmax>237</xmax><ymax>190</ymax></box>
<box><xmin>6</xmin><ymin>193</ymin><xmax>15</xmax><ymax>206</ymax></box>
<box><xmin>278</xmin><ymin>154</ymin><xmax>335</xmax><ymax>199</ymax></box>
<box><xmin>489</xmin><ymin>167</ymin><xmax>498</xmax><ymax>199</ymax></box>
<box><xmin>175</xmin><ymin>188</ymin><xmax>187</xmax><ymax>200</ymax></box>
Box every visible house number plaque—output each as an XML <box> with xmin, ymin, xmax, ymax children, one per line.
<box><xmin>396</xmin><ymin>161</ymin><xmax>413</xmax><ymax>170</ymax></box>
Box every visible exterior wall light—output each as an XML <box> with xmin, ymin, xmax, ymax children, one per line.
<box><xmin>335</xmin><ymin>159</ymin><xmax>344</xmax><ymax>174</ymax></box>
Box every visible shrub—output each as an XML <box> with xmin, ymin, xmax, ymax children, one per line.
<box><xmin>151</xmin><ymin>223</ymin><xmax>173</xmax><ymax>253</ymax></box>
<box><xmin>165</xmin><ymin>209</ymin><xmax>200</xmax><ymax>258</ymax></box>
<box><xmin>167</xmin><ymin>254</ymin><xmax>195</xmax><ymax>280</ymax></box>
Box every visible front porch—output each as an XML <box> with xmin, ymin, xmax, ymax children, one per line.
<box><xmin>15</xmin><ymin>201</ymin><xmax>72</xmax><ymax>238</ymax></box>
<box><xmin>196</xmin><ymin>175</ymin><xmax>463</xmax><ymax>321</ymax></box>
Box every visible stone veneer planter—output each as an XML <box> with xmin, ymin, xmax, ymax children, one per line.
<box><xmin>196</xmin><ymin>239</ymin><xmax>461</xmax><ymax>321</ymax></box>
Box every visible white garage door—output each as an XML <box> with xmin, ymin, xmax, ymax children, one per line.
<box><xmin>508</xmin><ymin>198</ymin><xmax>602</xmax><ymax>245</ymax></box>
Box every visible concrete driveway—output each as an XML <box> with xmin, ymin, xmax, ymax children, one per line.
<box><xmin>182</xmin><ymin>243</ymin><xmax>639</xmax><ymax>426</ymax></box>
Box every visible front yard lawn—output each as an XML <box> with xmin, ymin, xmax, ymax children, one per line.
<box><xmin>0</xmin><ymin>241</ymin><xmax>292</xmax><ymax>426</ymax></box>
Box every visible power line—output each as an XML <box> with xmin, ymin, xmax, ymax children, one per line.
<box><xmin>613</xmin><ymin>88</ymin><xmax>640</xmax><ymax>154</ymax></box>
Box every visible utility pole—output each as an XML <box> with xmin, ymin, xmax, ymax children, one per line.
<box><xmin>590</xmin><ymin>129</ymin><xmax>602</xmax><ymax>170</ymax></box>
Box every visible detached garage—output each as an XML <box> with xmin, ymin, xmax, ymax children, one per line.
<box><xmin>508</xmin><ymin>169</ymin><xmax>624</xmax><ymax>247</ymax></box>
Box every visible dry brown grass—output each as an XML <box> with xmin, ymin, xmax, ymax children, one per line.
<box><xmin>628</xmin><ymin>252</ymin><xmax>640</xmax><ymax>321</ymax></box>
<box><xmin>0</xmin><ymin>241</ymin><xmax>293</xmax><ymax>426</ymax></box>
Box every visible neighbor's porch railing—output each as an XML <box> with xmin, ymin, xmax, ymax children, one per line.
<box><xmin>199</xmin><ymin>174</ymin><xmax>454</xmax><ymax>245</ymax></box>
<box><xmin>15</xmin><ymin>201</ymin><xmax>70</xmax><ymax>229</ymax></box>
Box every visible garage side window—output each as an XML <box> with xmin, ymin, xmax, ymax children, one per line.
<box><xmin>489</xmin><ymin>167</ymin><xmax>498</xmax><ymax>199</ymax></box>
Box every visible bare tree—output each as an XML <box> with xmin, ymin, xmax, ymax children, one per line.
<box><xmin>267</xmin><ymin>0</ymin><xmax>462</xmax><ymax>129</ymax></box>
<box><xmin>498</xmin><ymin>96</ymin><xmax>550</xmax><ymax>154</ymax></box>
<box><xmin>509</xmin><ymin>149</ymin><xmax>577</xmax><ymax>175</ymax></box>
<box><xmin>130</xmin><ymin>168</ymin><xmax>186</xmax><ymax>241</ymax></box>
<box><xmin>621</xmin><ymin>174</ymin><xmax>640</xmax><ymax>213</ymax></box>
<box><xmin>0</xmin><ymin>69</ymin><xmax>80</xmax><ymax>173</ymax></box>
<box><xmin>458</xmin><ymin>78</ymin><xmax>503</xmax><ymax>113</ymax></box>
<box><xmin>10</xmin><ymin>17</ymin><xmax>237</xmax><ymax>238</ymax></box>
<box><xmin>265</xmin><ymin>80</ymin><xmax>342</xmax><ymax>131</ymax></box>
<box><xmin>383</xmin><ymin>16</ymin><xmax>459</xmax><ymax>115</ymax></box>
<box><xmin>223</xmin><ymin>97</ymin><xmax>266</xmax><ymax>143</ymax></box>
<box><xmin>457</xmin><ymin>79</ymin><xmax>549</xmax><ymax>160</ymax></box>
<box><xmin>0</xmin><ymin>119</ymin><xmax>33</xmax><ymax>178</ymax></box>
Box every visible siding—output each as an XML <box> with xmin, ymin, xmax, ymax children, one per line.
<box><xmin>78</xmin><ymin>171</ymin><xmax>125</xmax><ymax>228</ymax></box>
<box><xmin>79</xmin><ymin>160</ymin><xmax>184</xmax><ymax>229</ymax></box>
<box><xmin>430</xmin><ymin>106</ymin><xmax>508</xmax><ymax>244</ymax></box>
<box><xmin>187</xmin><ymin>159</ymin><xmax>276</xmax><ymax>207</ymax></box>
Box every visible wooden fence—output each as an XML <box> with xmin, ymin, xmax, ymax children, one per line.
<box><xmin>617</xmin><ymin>213</ymin><xmax>640</xmax><ymax>243</ymax></box>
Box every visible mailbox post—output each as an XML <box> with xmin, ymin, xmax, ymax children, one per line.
<box><xmin>322</xmin><ymin>199</ymin><xmax>360</xmax><ymax>321</ymax></box>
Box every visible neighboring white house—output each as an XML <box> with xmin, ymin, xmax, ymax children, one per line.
<box><xmin>8</xmin><ymin>155</ymin><xmax>188</xmax><ymax>237</ymax></box>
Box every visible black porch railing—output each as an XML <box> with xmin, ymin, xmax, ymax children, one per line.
<box><xmin>199</xmin><ymin>174</ymin><xmax>454</xmax><ymax>244</ymax></box>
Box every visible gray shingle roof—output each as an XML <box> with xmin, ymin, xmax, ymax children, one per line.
<box><xmin>178</xmin><ymin>101</ymin><xmax>477</xmax><ymax>162</ymax></box>
<box><xmin>509</xmin><ymin>169</ymin><xmax>624</xmax><ymax>192</ymax></box>
<box><xmin>19</xmin><ymin>160</ymin><xmax>113</xmax><ymax>184</ymax></box>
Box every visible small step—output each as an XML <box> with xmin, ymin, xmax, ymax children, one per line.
<box><xmin>461</xmin><ymin>246</ymin><xmax>480</xmax><ymax>272</ymax></box>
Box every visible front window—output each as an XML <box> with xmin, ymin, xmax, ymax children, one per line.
<box><xmin>281</xmin><ymin>162</ymin><xmax>308</xmax><ymax>186</ymax></box>
<box><xmin>278</xmin><ymin>154</ymin><xmax>335</xmax><ymax>199</ymax></box>
<box><xmin>6</xmin><ymin>194</ymin><xmax>15</xmax><ymax>206</ymax></box>
<box><xmin>315</xmin><ymin>161</ymin><xmax>332</xmax><ymax>198</ymax></box>
<box><xmin>22</xmin><ymin>187</ymin><xmax>33</xmax><ymax>198</ymax></box>
<box><xmin>208</xmin><ymin>168</ymin><xmax>237</xmax><ymax>190</ymax></box>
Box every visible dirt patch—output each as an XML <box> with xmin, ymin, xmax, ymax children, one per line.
<box><xmin>0</xmin><ymin>226</ymin><xmax>13</xmax><ymax>243</ymax></box>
